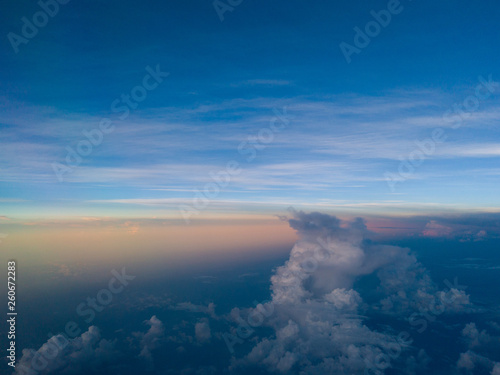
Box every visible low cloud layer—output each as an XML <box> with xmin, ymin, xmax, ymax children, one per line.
<box><xmin>15</xmin><ymin>326</ymin><xmax>118</xmax><ymax>375</ymax></box>
<box><xmin>13</xmin><ymin>212</ymin><xmax>500</xmax><ymax>374</ymax></box>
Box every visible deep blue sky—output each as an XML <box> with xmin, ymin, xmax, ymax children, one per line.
<box><xmin>2</xmin><ymin>0</ymin><xmax>500</xmax><ymax>106</ymax></box>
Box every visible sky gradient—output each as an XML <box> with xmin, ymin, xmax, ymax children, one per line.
<box><xmin>2</xmin><ymin>1</ymin><xmax>500</xmax><ymax>374</ymax></box>
<box><xmin>1</xmin><ymin>0</ymin><xmax>500</xmax><ymax>222</ymax></box>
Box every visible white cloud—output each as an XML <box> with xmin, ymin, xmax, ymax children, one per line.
<box><xmin>421</xmin><ymin>220</ymin><xmax>453</xmax><ymax>237</ymax></box>
<box><xmin>492</xmin><ymin>362</ymin><xmax>500</xmax><ymax>375</ymax></box>
<box><xmin>230</xmin><ymin>211</ymin><xmax>468</xmax><ymax>373</ymax></box>
<box><xmin>134</xmin><ymin>315</ymin><xmax>165</xmax><ymax>362</ymax></box>
<box><xmin>456</xmin><ymin>350</ymin><xmax>500</xmax><ymax>374</ymax></box>
<box><xmin>15</xmin><ymin>326</ymin><xmax>117</xmax><ymax>375</ymax></box>
<box><xmin>462</xmin><ymin>322</ymin><xmax>492</xmax><ymax>348</ymax></box>
<box><xmin>457</xmin><ymin>350</ymin><xmax>476</xmax><ymax>371</ymax></box>
<box><xmin>324</xmin><ymin>288</ymin><xmax>361</xmax><ymax>311</ymax></box>
<box><xmin>195</xmin><ymin>319</ymin><xmax>212</xmax><ymax>343</ymax></box>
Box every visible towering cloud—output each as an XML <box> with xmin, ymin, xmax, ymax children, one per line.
<box><xmin>230</xmin><ymin>211</ymin><xmax>470</xmax><ymax>374</ymax></box>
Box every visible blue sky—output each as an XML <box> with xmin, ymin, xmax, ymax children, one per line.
<box><xmin>1</xmin><ymin>0</ymin><xmax>500</xmax><ymax>219</ymax></box>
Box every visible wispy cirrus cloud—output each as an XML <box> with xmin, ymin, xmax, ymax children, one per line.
<box><xmin>1</xmin><ymin>87</ymin><xmax>499</xmax><ymax>212</ymax></box>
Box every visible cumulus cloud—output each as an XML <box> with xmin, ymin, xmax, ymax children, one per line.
<box><xmin>457</xmin><ymin>323</ymin><xmax>500</xmax><ymax>373</ymax></box>
<box><xmin>421</xmin><ymin>220</ymin><xmax>453</xmax><ymax>237</ymax></box>
<box><xmin>456</xmin><ymin>350</ymin><xmax>500</xmax><ymax>374</ymax></box>
<box><xmin>15</xmin><ymin>326</ymin><xmax>118</xmax><ymax>375</ymax></box>
<box><xmin>195</xmin><ymin>319</ymin><xmax>212</xmax><ymax>343</ymax></box>
<box><xmin>230</xmin><ymin>211</ymin><xmax>471</xmax><ymax>374</ymax></box>
<box><xmin>454</xmin><ymin>321</ymin><xmax>500</xmax><ymax>374</ymax></box>
<box><xmin>411</xmin><ymin>213</ymin><xmax>500</xmax><ymax>241</ymax></box>
<box><xmin>462</xmin><ymin>322</ymin><xmax>493</xmax><ymax>348</ymax></box>
<box><xmin>134</xmin><ymin>315</ymin><xmax>165</xmax><ymax>361</ymax></box>
<box><xmin>324</xmin><ymin>288</ymin><xmax>362</xmax><ymax>311</ymax></box>
<box><xmin>459</xmin><ymin>229</ymin><xmax>490</xmax><ymax>242</ymax></box>
<box><xmin>457</xmin><ymin>350</ymin><xmax>477</xmax><ymax>371</ymax></box>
